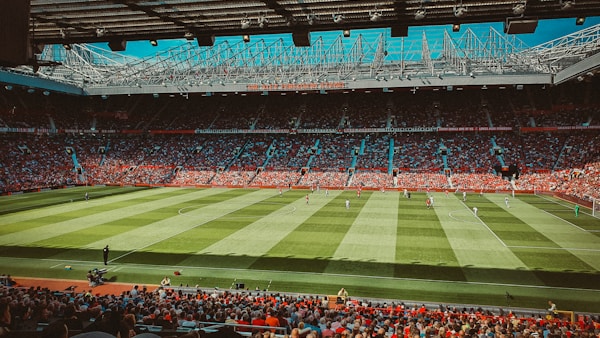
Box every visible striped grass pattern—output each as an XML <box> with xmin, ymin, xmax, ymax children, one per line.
<box><xmin>1</xmin><ymin>186</ymin><xmax>599</xmax><ymax>312</ymax></box>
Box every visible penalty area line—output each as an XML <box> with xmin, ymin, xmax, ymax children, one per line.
<box><xmin>459</xmin><ymin>200</ymin><xmax>508</xmax><ymax>248</ymax></box>
<box><xmin>539</xmin><ymin>209</ymin><xmax>589</xmax><ymax>232</ymax></box>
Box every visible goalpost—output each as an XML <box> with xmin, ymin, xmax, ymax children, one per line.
<box><xmin>594</xmin><ymin>198</ymin><xmax>600</xmax><ymax>217</ymax></box>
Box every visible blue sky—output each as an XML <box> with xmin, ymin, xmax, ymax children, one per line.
<box><xmin>121</xmin><ymin>16</ymin><xmax>600</xmax><ymax>58</ymax></box>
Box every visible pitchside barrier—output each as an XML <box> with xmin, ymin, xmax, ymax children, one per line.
<box><xmin>548</xmin><ymin>310</ymin><xmax>575</xmax><ymax>323</ymax></box>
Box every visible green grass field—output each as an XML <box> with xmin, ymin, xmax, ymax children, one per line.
<box><xmin>1</xmin><ymin>186</ymin><xmax>599</xmax><ymax>312</ymax></box>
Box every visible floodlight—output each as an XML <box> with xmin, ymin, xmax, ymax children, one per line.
<box><xmin>343</xmin><ymin>29</ymin><xmax>350</xmax><ymax>37</ymax></box>
<box><xmin>258</xmin><ymin>15</ymin><xmax>268</xmax><ymax>28</ymax></box>
<box><xmin>184</xmin><ymin>32</ymin><xmax>194</xmax><ymax>40</ymax></box>
<box><xmin>333</xmin><ymin>13</ymin><xmax>344</xmax><ymax>24</ymax></box>
<box><xmin>560</xmin><ymin>0</ymin><xmax>574</xmax><ymax>10</ymax></box>
<box><xmin>243</xmin><ymin>34</ymin><xmax>250</xmax><ymax>43</ymax></box>
<box><xmin>415</xmin><ymin>9</ymin><xmax>426</xmax><ymax>20</ymax></box>
<box><xmin>96</xmin><ymin>27</ymin><xmax>106</xmax><ymax>37</ymax></box>
<box><xmin>369</xmin><ymin>10</ymin><xmax>382</xmax><ymax>22</ymax></box>
<box><xmin>241</xmin><ymin>17</ymin><xmax>251</xmax><ymax>29</ymax></box>
<box><xmin>149</xmin><ymin>39</ymin><xmax>158</xmax><ymax>46</ymax></box>
<box><xmin>576</xmin><ymin>16</ymin><xmax>585</xmax><ymax>25</ymax></box>
<box><xmin>452</xmin><ymin>23</ymin><xmax>461</xmax><ymax>32</ymax></box>
<box><xmin>513</xmin><ymin>3</ymin><xmax>526</xmax><ymax>15</ymax></box>
<box><xmin>454</xmin><ymin>5</ymin><xmax>467</xmax><ymax>18</ymax></box>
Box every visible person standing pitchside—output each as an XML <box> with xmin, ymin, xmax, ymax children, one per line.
<box><xmin>103</xmin><ymin>245</ymin><xmax>109</xmax><ymax>265</ymax></box>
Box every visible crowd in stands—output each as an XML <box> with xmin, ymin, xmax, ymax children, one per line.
<box><xmin>1</xmin><ymin>86</ymin><xmax>599</xmax><ymax>203</ymax></box>
<box><xmin>1</xmin><ymin>280</ymin><xmax>599</xmax><ymax>338</ymax></box>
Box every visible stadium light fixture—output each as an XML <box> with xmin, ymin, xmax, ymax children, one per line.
<box><xmin>343</xmin><ymin>29</ymin><xmax>350</xmax><ymax>37</ymax></box>
<box><xmin>63</xmin><ymin>43</ymin><xmax>72</xmax><ymax>50</ymax></box>
<box><xmin>369</xmin><ymin>9</ymin><xmax>382</xmax><ymax>22</ymax></box>
<box><xmin>241</xmin><ymin>17</ymin><xmax>251</xmax><ymax>29</ymax></box>
<box><xmin>149</xmin><ymin>39</ymin><xmax>158</xmax><ymax>46</ymax></box>
<box><xmin>333</xmin><ymin>13</ymin><xmax>344</xmax><ymax>24</ymax></box>
<box><xmin>184</xmin><ymin>32</ymin><xmax>194</xmax><ymax>40</ymax></box>
<box><xmin>453</xmin><ymin>2</ymin><xmax>467</xmax><ymax>18</ymax></box>
<box><xmin>512</xmin><ymin>1</ymin><xmax>527</xmax><ymax>15</ymax></box>
<box><xmin>576</xmin><ymin>16</ymin><xmax>585</xmax><ymax>25</ymax></box>
<box><xmin>452</xmin><ymin>23</ymin><xmax>461</xmax><ymax>32</ymax></box>
<box><xmin>560</xmin><ymin>0</ymin><xmax>574</xmax><ymax>10</ymax></box>
<box><xmin>415</xmin><ymin>8</ymin><xmax>426</xmax><ymax>20</ymax></box>
<box><xmin>96</xmin><ymin>27</ymin><xmax>106</xmax><ymax>38</ymax></box>
<box><xmin>258</xmin><ymin>15</ymin><xmax>268</xmax><ymax>28</ymax></box>
<box><xmin>243</xmin><ymin>34</ymin><xmax>250</xmax><ymax>43</ymax></box>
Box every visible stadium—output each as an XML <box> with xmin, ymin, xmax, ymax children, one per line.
<box><xmin>0</xmin><ymin>1</ymin><xmax>600</xmax><ymax>337</ymax></box>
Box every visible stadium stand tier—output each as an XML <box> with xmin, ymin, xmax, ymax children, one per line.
<box><xmin>1</xmin><ymin>281</ymin><xmax>599</xmax><ymax>338</ymax></box>
<box><xmin>1</xmin><ymin>84</ymin><xmax>599</xmax><ymax>206</ymax></box>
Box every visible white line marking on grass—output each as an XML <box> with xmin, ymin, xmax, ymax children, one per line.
<box><xmin>109</xmin><ymin>191</ymin><xmax>280</xmax><ymax>263</ymax></box>
<box><xmin>178</xmin><ymin>202</ymin><xmax>297</xmax><ymax>220</ymax></box>
<box><xmin>27</xmin><ymin>256</ymin><xmax>600</xmax><ymax>294</ymax></box>
<box><xmin>535</xmin><ymin>194</ymin><xmax>597</xmax><ymax>219</ymax></box>
<box><xmin>448</xmin><ymin>210</ymin><xmax>481</xmax><ymax>224</ymax></box>
<box><xmin>507</xmin><ymin>245</ymin><xmax>600</xmax><ymax>252</ymax></box>
<box><xmin>536</xmin><ymin>194</ymin><xmax>574</xmax><ymax>209</ymax></box>
<box><xmin>458</xmin><ymin>201</ymin><xmax>508</xmax><ymax>248</ymax></box>
<box><xmin>540</xmin><ymin>209</ymin><xmax>588</xmax><ymax>232</ymax></box>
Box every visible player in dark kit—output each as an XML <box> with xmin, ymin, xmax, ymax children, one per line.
<box><xmin>103</xmin><ymin>245</ymin><xmax>109</xmax><ymax>265</ymax></box>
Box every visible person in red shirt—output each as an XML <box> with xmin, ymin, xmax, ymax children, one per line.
<box><xmin>252</xmin><ymin>312</ymin><xmax>267</xmax><ymax>333</ymax></box>
<box><xmin>265</xmin><ymin>310</ymin><xmax>281</xmax><ymax>332</ymax></box>
<box><xmin>236</xmin><ymin>313</ymin><xmax>252</xmax><ymax>332</ymax></box>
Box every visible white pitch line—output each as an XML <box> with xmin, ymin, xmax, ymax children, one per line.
<box><xmin>540</xmin><ymin>209</ymin><xmax>589</xmax><ymax>232</ymax></box>
<box><xmin>447</xmin><ymin>210</ymin><xmax>481</xmax><ymax>224</ymax></box>
<box><xmin>23</xmin><ymin>255</ymin><xmax>596</xmax><ymax>294</ymax></box>
<box><xmin>109</xmin><ymin>191</ymin><xmax>281</xmax><ymax>263</ymax></box>
<box><xmin>458</xmin><ymin>201</ymin><xmax>508</xmax><ymax>248</ymax></box>
<box><xmin>507</xmin><ymin>245</ymin><xmax>600</xmax><ymax>252</ymax></box>
<box><xmin>535</xmin><ymin>194</ymin><xmax>597</xmax><ymax>219</ymax></box>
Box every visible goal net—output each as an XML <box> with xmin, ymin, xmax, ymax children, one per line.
<box><xmin>594</xmin><ymin>198</ymin><xmax>599</xmax><ymax>217</ymax></box>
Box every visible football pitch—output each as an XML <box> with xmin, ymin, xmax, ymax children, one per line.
<box><xmin>1</xmin><ymin>186</ymin><xmax>599</xmax><ymax>312</ymax></box>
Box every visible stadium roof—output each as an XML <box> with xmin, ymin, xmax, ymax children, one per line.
<box><xmin>1</xmin><ymin>1</ymin><xmax>600</xmax><ymax>96</ymax></box>
<box><xmin>29</xmin><ymin>0</ymin><xmax>600</xmax><ymax>45</ymax></box>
